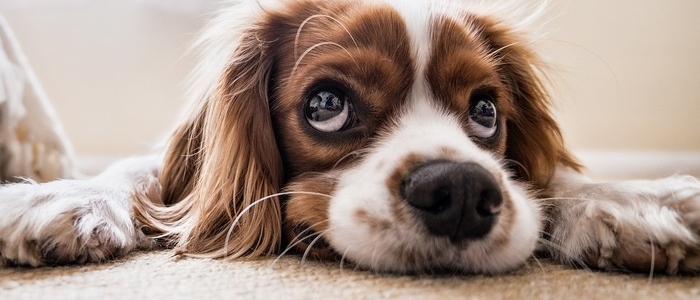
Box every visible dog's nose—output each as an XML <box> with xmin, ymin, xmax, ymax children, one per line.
<box><xmin>400</xmin><ymin>161</ymin><xmax>503</xmax><ymax>242</ymax></box>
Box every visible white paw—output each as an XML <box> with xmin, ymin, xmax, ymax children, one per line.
<box><xmin>547</xmin><ymin>175</ymin><xmax>700</xmax><ymax>274</ymax></box>
<box><xmin>0</xmin><ymin>179</ymin><xmax>146</xmax><ymax>267</ymax></box>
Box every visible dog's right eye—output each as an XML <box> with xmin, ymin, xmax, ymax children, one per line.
<box><xmin>305</xmin><ymin>88</ymin><xmax>355</xmax><ymax>132</ymax></box>
<box><xmin>468</xmin><ymin>94</ymin><xmax>498</xmax><ymax>139</ymax></box>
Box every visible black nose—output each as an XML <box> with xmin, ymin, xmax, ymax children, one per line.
<box><xmin>400</xmin><ymin>161</ymin><xmax>503</xmax><ymax>242</ymax></box>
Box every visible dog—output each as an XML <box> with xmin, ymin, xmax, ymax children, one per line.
<box><xmin>1</xmin><ymin>0</ymin><xmax>699</xmax><ymax>274</ymax></box>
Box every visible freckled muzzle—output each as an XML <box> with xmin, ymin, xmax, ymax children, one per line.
<box><xmin>400</xmin><ymin>161</ymin><xmax>503</xmax><ymax>242</ymax></box>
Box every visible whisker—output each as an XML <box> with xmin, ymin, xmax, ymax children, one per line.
<box><xmin>537</xmin><ymin>196</ymin><xmax>613</xmax><ymax>204</ymax></box>
<box><xmin>503</xmin><ymin>158</ymin><xmax>530</xmax><ymax>179</ymax></box>
<box><xmin>224</xmin><ymin>191</ymin><xmax>332</xmax><ymax>258</ymax></box>
<box><xmin>648</xmin><ymin>241</ymin><xmax>656</xmax><ymax>283</ymax></box>
<box><xmin>534</xmin><ymin>196</ymin><xmax>612</xmax><ymax>219</ymax></box>
<box><xmin>369</xmin><ymin>242</ymin><xmax>382</xmax><ymax>273</ymax></box>
<box><xmin>487</xmin><ymin>41</ymin><xmax>523</xmax><ymax>59</ymax></box>
<box><xmin>331</xmin><ymin>149</ymin><xmax>368</xmax><ymax>170</ymax></box>
<box><xmin>275</xmin><ymin>219</ymin><xmax>331</xmax><ymax>264</ymax></box>
<box><xmin>640</xmin><ymin>223</ymin><xmax>656</xmax><ymax>283</ymax></box>
<box><xmin>301</xmin><ymin>229</ymin><xmax>329</xmax><ymax>265</ymax></box>
<box><xmin>291</xmin><ymin>220</ymin><xmax>331</xmax><ymax>244</ymax></box>
<box><xmin>270</xmin><ymin>227</ymin><xmax>316</xmax><ymax>268</ymax></box>
<box><xmin>529</xmin><ymin>253</ymin><xmax>545</xmax><ymax>272</ymax></box>
<box><xmin>295</xmin><ymin>14</ymin><xmax>359</xmax><ymax>60</ymax></box>
<box><xmin>291</xmin><ymin>42</ymin><xmax>357</xmax><ymax>77</ymax></box>
<box><xmin>339</xmin><ymin>247</ymin><xmax>351</xmax><ymax>274</ymax></box>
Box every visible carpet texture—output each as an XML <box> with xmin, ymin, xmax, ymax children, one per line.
<box><xmin>2</xmin><ymin>250</ymin><xmax>700</xmax><ymax>299</ymax></box>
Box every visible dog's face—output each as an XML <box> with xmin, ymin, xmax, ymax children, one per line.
<box><xmin>161</xmin><ymin>0</ymin><xmax>578</xmax><ymax>274</ymax></box>
<box><xmin>271</xmin><ymin>1</ymin><xmax>538</xmax><ymax>273</ymax></box>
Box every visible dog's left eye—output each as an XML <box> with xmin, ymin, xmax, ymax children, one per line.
<box><xmin>468</xmin><ymin>96</ymin><xmax>498</xmax><ymax>138</ymax></box>
<box><xmin>305</xmin><ymin>88</ymin><xmax>355</xmax><ymax>132</ymax></box>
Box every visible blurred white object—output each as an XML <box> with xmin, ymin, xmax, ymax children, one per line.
<box><xmin>0</xmin><ymin>14</ymin><xmax>75</xmax><ymax>181</ymax></box>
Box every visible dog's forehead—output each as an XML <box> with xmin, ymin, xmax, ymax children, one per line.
<box><xmin>379</xmin><ymin>1</ymin><xmax>467</xmax><ymax>64</ymax></box>
<box><xmin>285</xmin><ymin>0</ymin><xmax>494</xmax><ymax>93</ymax></box>
<box><xmin>348</xmin><ymin>1</ymin><xmax>473</xmax><ymax>67</ymax></box>
<box><xmin>353</xmin><ymin>1</ymin><xmax>503</xmax><ymax>111</ymax></box>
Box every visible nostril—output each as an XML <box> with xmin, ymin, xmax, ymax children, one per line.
<box><xmin>400</xmin><ymin>163</ymin><xmax>458</xmax><ymax>214</ymax></box>
<box><xmin>476</xmin><ymin>189</ymin><xmax>503</xmax><ymax>217</ymax></box>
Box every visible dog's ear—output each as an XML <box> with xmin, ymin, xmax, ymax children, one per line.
<box><xmin>139</xmin><ymin>10</ymin><xmax>285</xmax><ymax>258</ymax></box>
<box><xmin>476</xmin><ymin>18</ymin><xmax>581</xmax><ymax>188</ymax></box>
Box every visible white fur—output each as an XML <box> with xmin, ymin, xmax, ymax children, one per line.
<box><xmin>0</xmin><ymin>156</ymin><xmax>159</xmax><ymax>267</ymax></box>
<box><xmin>546</xmin><ymin>169</ymin><xmax>700</xmax><ymax>274</ymax></box>
<box><xmin>383</xmin><ymin>0</ymin><xmax>433</xmax><ymax>79</ymax></box>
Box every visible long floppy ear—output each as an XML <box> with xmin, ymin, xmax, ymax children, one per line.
<box><xmin>476</xmin><ymin>17</ymin><xmax>581</xmax><ymax>188</ymax></box>
<box><xmin>135</xmin><ymin>4</ymin><xmax>284</xmax><ymax>258</ymax></box>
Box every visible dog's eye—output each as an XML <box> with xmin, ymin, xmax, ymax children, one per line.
<box><xmin>305</xmin><ymin>88</ymin><xmax>355</xmax><ymax>132</ymax></box>
<box><xmin>468</xmin><ymin>96</ymin><xmax>497</xmax><ymax>138</ymax></box>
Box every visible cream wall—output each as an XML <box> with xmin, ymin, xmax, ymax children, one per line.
<box><xmin>0</xmin><ymin>0</ymin><xmax>698</xmax><ymax>157</ymax></box>
<box><xmin>542</xmin><ymin>0</ymin><xmax>700</xmax><ymax>151</ymax></box>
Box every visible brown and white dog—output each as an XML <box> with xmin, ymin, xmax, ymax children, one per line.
<box><xmin>1</xmin><ymin>0</ymin><xmax>700</xmax><ymax>274</ymax></box>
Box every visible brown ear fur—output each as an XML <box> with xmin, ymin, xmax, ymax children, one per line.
<box><xmin>134</xmin><ymin>17</ymin><xmax>284</xmax><ymax>258</ymax></box>
<box><xmin>476</xmin><ymin>17</ymin><xmax>581</xmax><ymax>188</ymax></box>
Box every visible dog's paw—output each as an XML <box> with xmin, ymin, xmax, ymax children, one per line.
<box><xmin>0</xmin><ymin>180</ymin><xmax>146</xmax><ymax>267</ymax></box>
<box><xmin>547</xmin><ymin>175</ymin><xmax>700</xmax><ymax>274</ymax></box>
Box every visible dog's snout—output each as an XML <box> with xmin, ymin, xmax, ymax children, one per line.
<box><xmin>400</xmin><ymin>161</ymin><xmax>502</xmax><ymax>242</ymax></box>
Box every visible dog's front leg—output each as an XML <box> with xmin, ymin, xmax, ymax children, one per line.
<box><xmin>542</xmin><ymin>167</ymin><xmax>700</xmax><ymax>274</ymax></box>
<box><xmin>0</xmin><ymin>155</ymin><xmax>161</xmax><ymax>267</ymax></box>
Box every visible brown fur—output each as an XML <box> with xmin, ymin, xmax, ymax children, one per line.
<box><xmin>282</xmin><ymin>173</ymin><xmax>339</xmax><ymax>259</ymax></box>
<box><xmin>134</xmin><ymin>15</ymin><xmax>287</xmax><ymax>258</ymax></box>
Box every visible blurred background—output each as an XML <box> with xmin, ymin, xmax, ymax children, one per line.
<box><xmin>0</xmin><ymin>0</ymin><xmax>698</xmax><ymax>176</ymax></box>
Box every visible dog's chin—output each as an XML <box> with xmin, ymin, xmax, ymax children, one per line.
<box><xmin>285</xmin><ymin>225</ymin><xmax>540</xmax><ymax>274</ymax></box>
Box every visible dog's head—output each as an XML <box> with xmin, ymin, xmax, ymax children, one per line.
<box><xmin>158</xmin><ymin>0</ymin><xmax>579</xmax><ymax>274</ymax></box>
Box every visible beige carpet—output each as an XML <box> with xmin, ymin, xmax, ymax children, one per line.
<box><xmin>1</xmin><ymin>250</ymin><xmax>700</xmax><ymax>300</ymax></box>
